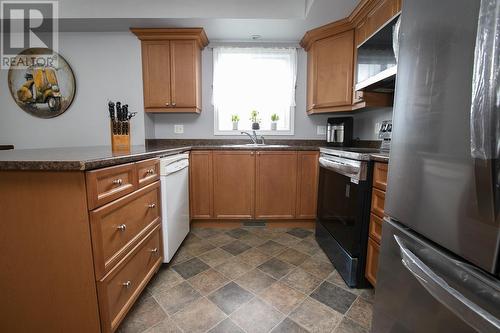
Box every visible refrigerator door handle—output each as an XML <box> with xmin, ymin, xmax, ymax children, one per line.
<box><xmin>394</xmin><ymin>235</ymin><xmax>500</xmax><ymax>333</ymax></box>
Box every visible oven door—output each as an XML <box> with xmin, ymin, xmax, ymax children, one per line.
<box><xmin>317</xmin><ymin>161</ymin><xmax>369</xmax><ymax>257</ymax></box>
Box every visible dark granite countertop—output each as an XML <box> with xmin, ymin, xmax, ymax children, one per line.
<box><xmin>0</xmin><ymin>145</ymin><xmax>191</xmax><ymax>171</ymax></box>
<box><xmin>0</xmin><ymin>139</ymin><xmax>387</xmax><ymax>171</ymax></box>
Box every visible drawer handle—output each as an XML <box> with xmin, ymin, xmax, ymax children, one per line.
<box><xmin>172</xmin><ymin>102</ymin><xmax>176</xmax><ymax>106</ymax></box>
<box><xmin>150</xmin><ymin>248</ymin><xmax>158</xmax><ymax>254</ymax></box>
<box><xmin>165</xmin><ymin>102</ymin><xmax>170</xmax><ymax>106</ymax></box>
<box><xmin>146</xmin><ymin>169</ymin><xmax>155</xmax><ymax>175</ymax></box>
<box><xmin>122</xmin><ymin>281</ymin><xmax>132</xmax><ymax>288</ymax></box>
<box><xmin>117</xmin><ymin>224</ymin><xmax>127</xmax><ymax>231</ymax></box>
<box><xmin>112</xmin><ymin>178</ymin><xmax>123</xmax><ymax>185</ymax></box>
<box><xmin>148</xmin><ymin>203</ymin><xmax>156</xmax><ymax>209</ymax></box>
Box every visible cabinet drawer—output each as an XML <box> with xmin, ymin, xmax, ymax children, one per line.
<box><xmin>90</xmin><ymin>182</ymin><xmax>161</xmax><ymax>278</ymax></box>
<box><xmin>372</xmin><ymin>162</ymin><xmax>388</xmax><ymax>191</ymax></box>
<box><xmin>97</xmin><ymin>225</ymin><xmax>163</xmax><ymax>333</ymax></box>
<box><xmin>136</xmin><ymin>158</ymin><xmax>160</xmax><ymax>188</ymax></box>
<box><xmin>371</xmin><ymin>188</ymin><xmax>386</xmax><ymax>218</ymax></box>
<box><xmin>86</xmin><ymin>163</ymin><xmax>137</xmax><ymax>209</ymax></box>
<box><xmin>365</xmin><ymin>237</ymin><xmax>380</xmax><ymax>286</ymax></box>
<box><xmin>369</xmin><ymin>213</ymin><xmax>383</xmax><ymax>244</ymax></box>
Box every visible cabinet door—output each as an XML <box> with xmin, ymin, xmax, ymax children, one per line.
<box><xmin>255</xmin><ymin>151</ymin><xmax>298</xmax><ymax>219</ymax></box>
<box><xmin>170</xmin><ymin>40</ymin><xmax>199</xmax><ymax>109</ymax></box>
<box><xmin>313</xmin><ymin>30</ymin><xmax>354</xmax><ymax>108</ymax></box>
<box><xmin>296</xmin><ymin>151</ymin><xmax>319</xmax><ymax>219</ymax></box>
<box><xmin>142</xmin><ymin>42</ymin><xmax>171</xmax><ymax>109</ymax></box>
<box><xmin>189</xmin><ymin>151</ymin><xmax>213</xmax><ymax>219</ymax></box>
<box><xmin>213</xmin><ymin>151</ymin><xmax>255</xmax><ymax>219</ymax></box>
<box><xmin>365</xmin><ymin>237</ymin><xmax>380</xmax><ymax>286</ymax></box>
<box><xmin>366</xmin><ymin>0</ymin><xmax>401</xmax><ymax>39</ymax></box>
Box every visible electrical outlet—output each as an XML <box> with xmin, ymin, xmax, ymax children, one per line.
<box><xmin>174</xmin><ymin>124</ymin><xmax>184</xmax><ymax>134</ymax></box>
<box><xmin>317</xmin><ymin>125</ymin><xmax>326</xmax><ymax>135</ymax></box>
<box><xmin>375</xmin><ymin>122</ymin><xmax>381</xmax><ymax>135</ymax></box>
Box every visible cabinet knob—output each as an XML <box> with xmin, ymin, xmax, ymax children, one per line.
<box><xmin>172</xmin><ymin>102</ymin><xmax>176</xmax><ymax>106</ymax></box>
<box><xmin>146</xmin><ymin>169</ymin><xmax>155</xmax><ymax>175</ymax></box>
<box><xmin>165</xmin><ymin>102</ymin><xmax>170</xmax><ymax>106</ymax></box>
<box><xmin>112</xmin><ymin>178</ymin><xmax>123</xmax><ymax>185</ymax></box>
<box><xmin>150</xmin><ymin>248</ymin><xmax>158</xmax><ymax>254</ymax></box>
<box><xmin>117</xmin><ymin>224</ymin><xmax>127</xmax><ymax>231</ymax></box>
<box><xmin>122</xmin><ymin>281</ymin><xmax>132</xmax><ymax>288</ymax></box>
<box><xmin>148</xmin><ymin>203</ymin><xmax>156</xmax><ymax>208</ymax></box>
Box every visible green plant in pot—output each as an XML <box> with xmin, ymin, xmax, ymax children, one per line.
<box><xmin>271</xmin><ymin>113</ymin><xmax>279</xmax><ymax>131</ymax></box>
<box><xmin>250</xmin><ymin>110</ymin><xmax>261</xmax><ymax>130</ymax></box>
<box><xmin>231</xmin><ymin>114</ymin><xmax>240</xmax><ymax>130</ymax></box>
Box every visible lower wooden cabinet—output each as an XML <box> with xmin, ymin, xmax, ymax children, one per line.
<box><xmin>189</xmin><ymin>150</ymin><xmax>319</xmax><ymax>221</ymax></box>
<box><xmin>365</xmin><ymin>161</ymin><xmax>389</xmax><ymax>287</ymax></box>
<box><xmin>255</xmin><ymin>151</ymin><xmax>298</xmax><ymax>219</ymax></box>
<box><xmin>296</xmin><ymin>151</ymin><xmax>319</xmax><ymax>218</ymax></box>
<box><xmin>189</xmin><ymin>151</ymin><xmax>214</xmax><ymax>219</ymax></box>
<box><xmin>365</xmin><ymin>237</ymin><xmax>380</xmax><ymax>286</ymax></box>
<box><xmin>213</xmin><ymin>151</ymin><xmax>255</xmax><ymax>219</ymax></box>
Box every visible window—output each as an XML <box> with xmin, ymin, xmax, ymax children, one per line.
<box><xmin>212</xmin><ymin>47</ymin><xmax>297</xmax><ymax>135</ymax></box>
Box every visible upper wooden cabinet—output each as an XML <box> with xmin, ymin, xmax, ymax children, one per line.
<box><xmin>306</xmin><ymin>30</ymin><xmax>355</xmax><ymax>113</ymax></box>
<box><xmin>132</xmin><ymin>28</ymin><xmax>208</xmax><ymax>113</ymax></box>
<box><xmin>301</xmin><ymin>0</ymin><xmax>401</xmax><ymax>114</ymax></box>
<box><xmin>355</xmin><ymin>0</ymin><xmax>402</xmax><ymax>47</ymax></box>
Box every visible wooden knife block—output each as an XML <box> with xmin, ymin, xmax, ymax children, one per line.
<box><xmin>110</xmin><ymin>121</ymin><xmax>131</xmax><ymax>152</ymax></box>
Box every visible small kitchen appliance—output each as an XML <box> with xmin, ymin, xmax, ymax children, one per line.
<box><xmin>326</xmin><ymin>117</ymin><xmax>353</xmax><ymax>147</ymax></box>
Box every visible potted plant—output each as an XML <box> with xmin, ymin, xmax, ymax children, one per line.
<box><xmin>271</xmin><ymin>113</ymin><xmax>279</xmax><ymax>131</ymax></box>
<box><xmin>250</xmin><ymin>110</ymin><xmax>261</xmax><ymax>130</ymax></box>
<box><xmin>231</xmin><ymin>114</ymin><xmax>240</xmax><ymax>130</ymax></box>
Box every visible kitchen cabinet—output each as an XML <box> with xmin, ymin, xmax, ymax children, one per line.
<box><xmin>365</xmin><ymin>161</ymin><xmax>388</xmax><ymax>286</ymax></box>
<box><xmin>255</xmin><ymin>151</ymin><xmax>298</xmax><ymax>219</ymax></box>
<box><xmin>0</xmin><ymin>159</ymin><xmax>163</xmax><ymax>333</ymax></box>
<box><xmin>132</xmin><ymin>28</ymin><xmax>208</xmax><ymax>113</ymax></box>
<box><xmin>304</xmin><ymin>30</ymin><xmax>355</xmax><ymax>114</ymax></box>
<box><xmin>296</xmin><ymin>151</ymin><xmax>320</xmax><ymax>218</ymax></box>
<box><xmin>213</xmin><ymin>151</ymin><xmax>255</xmax><ymax>219</ymax></box>
<box><xmin>189</xmin><ymin>151</ymin><xmax>214</xmax><ymax>219</ymax></box>
<box><xmin>300</xmin><ymin>0</ymin><xmax>400</xmax><ymax>114</ymax></box>
<box><xmin>355</xmin><ymin>0</ymin><xmax>402</xmax><ymax>47</ymax></box>
<box><xmin>189</xmin><ymin>150</ymin><xmax>319</xmax><ymax>222</ymax></box>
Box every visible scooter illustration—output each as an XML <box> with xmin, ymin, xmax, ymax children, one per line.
<box><xmin>17</xmin><ymin>66</ymin><xmax>62</xmax><ymax>112</ymax></box>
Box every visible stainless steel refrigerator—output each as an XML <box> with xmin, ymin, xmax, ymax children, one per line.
<box><xmin>372</xmin><ymin>0</ymin><xmax>500</xmax><ymax>332</ymax></box>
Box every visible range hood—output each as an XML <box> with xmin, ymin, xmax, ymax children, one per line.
<box><xmin>355</xmin><ymin>15</ymin><xmax>400</xmax><ymax>93</ymax></box>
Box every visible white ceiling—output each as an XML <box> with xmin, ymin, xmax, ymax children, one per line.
<box><xmin>57</xmin><ymin>0</ymin><xmax>360</xmax><ymax>41</ymax></box>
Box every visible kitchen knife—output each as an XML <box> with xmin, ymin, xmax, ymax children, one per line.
<box><xmin>108</xmin><ymin>101</ymin><xmax>116</xmax><ymax>134</ymax></box>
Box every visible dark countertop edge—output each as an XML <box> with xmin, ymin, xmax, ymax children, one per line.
<box><xmin>370</xmin><ymin>153</ymin><xmax>390</xmax><ymax>163</ymax></box>
<box><xmin>0</xmin><ymin>147</ymin><xmax>192</xmax><ymax>172</ymax></box>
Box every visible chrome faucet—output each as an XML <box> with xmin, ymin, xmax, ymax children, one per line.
<box><xmin>241</xmin><ymin>131</ymin><xmax>265</xmax><ymax>145</ymax></box>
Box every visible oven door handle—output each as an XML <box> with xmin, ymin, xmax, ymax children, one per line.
<box><xmin>319</xmin><ymin>156</ymin><xmax>361</xmax><ymax>180</ymax></box>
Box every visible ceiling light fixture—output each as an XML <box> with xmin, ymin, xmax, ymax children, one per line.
<box><xmin>251</xmin><ymin>35</ymin><xmax>262</xmax><ymax>40</ymax></box>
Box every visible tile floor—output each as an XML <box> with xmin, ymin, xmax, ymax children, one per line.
<box><xmin>118</xmin><ymin>227</ymin><xmax>374</xmax><ymax>333</ymax></box>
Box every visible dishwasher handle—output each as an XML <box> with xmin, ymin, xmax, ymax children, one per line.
<box><xmin>164</xmin><ymin>159</ymin><xmax>189</xmax><ymax>176</ymax></box>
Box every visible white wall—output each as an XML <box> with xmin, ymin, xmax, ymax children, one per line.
<box><xmin>0</xmin><ymin>32</ymin><xmax>145</xmax><ymax>149</ymax></box>
<box><xmin>151</xmin><ymin>48</ymin><xmax>393</xmax><ymax>141</ymax></box>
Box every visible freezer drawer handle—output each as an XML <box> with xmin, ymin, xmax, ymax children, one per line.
<box><xmin>394</xmin><ymin>235</ymin><xmax>500</xmax><ymax>333</ymax></box>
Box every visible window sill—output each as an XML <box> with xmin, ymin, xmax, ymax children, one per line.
<box><xmin>214</xmin><ymin>130</ymin><xmax>295</xmax><ymax>136</ymax></box>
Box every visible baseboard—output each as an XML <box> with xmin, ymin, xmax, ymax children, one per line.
<box><xmin>190</xmin><ymin>219</ymin><xmax>315</xmax><ymax>229</ymax></box>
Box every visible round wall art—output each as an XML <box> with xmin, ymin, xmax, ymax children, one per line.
<box><xmin>7</xmin><ymin>48</ymin><xmax>76</xmax><ymax>118</ymax></box>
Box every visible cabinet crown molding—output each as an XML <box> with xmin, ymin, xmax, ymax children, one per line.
<box><xmin>130</xmin><ymin>28</ymin><xmax>209</xmax><ymax>49</ymax></box>
<box><xmin>299</xmin><ymin>0</ymin><xmax>381</xmax><ymax>50</ymax></box>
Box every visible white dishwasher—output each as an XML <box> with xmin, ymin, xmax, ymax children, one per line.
<box><xmin>159</xmin><ymin>153</ymin><xmax>190</xmax><ymax>263</ymax></box>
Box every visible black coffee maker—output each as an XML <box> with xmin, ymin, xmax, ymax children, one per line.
<box><xmin>326</xmin><ymin>117</ymin><xmax>353</xmax><ymax>147</ymax></box>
